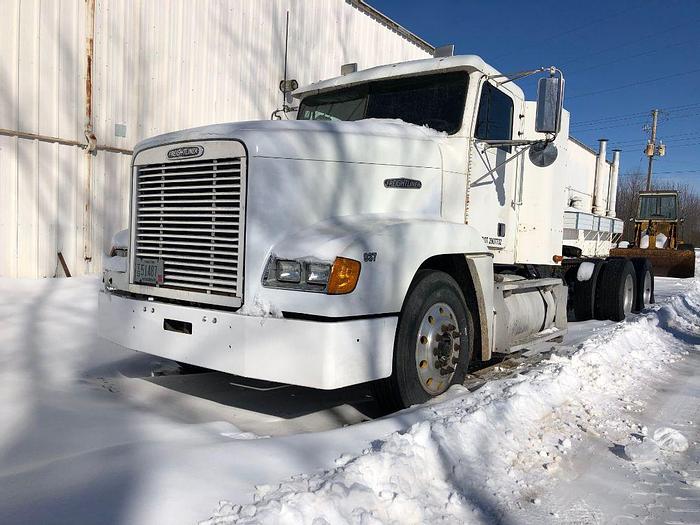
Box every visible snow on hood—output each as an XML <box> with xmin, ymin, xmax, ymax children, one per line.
<box><xmin>134</xmin><ymin>118</ymin><xmax>448</xmax><ymax>157</ymax></box>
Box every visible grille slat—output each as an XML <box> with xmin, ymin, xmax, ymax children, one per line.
<box><xmin>138</xmin><ymin>167</ymin><xmax>240</xmax><ymax>178</ymax></box>
<box><xmin>139</xmin><ymin>183</ymin><xmax>241</xmax><ymax>191</ymax></box>
<box><xmin>166</xmin><ymin>261</ymin><xmax>236</xmax><ymax>277</ymax></box>
<box><xmin>139</xmin><ymin>178</ymin><xmax>240</xmax><ymax>187</ymax></box>
<box><xmin>137</xmin><ymin>220</ymin><xmax>240</xmax><ymax>226</ymax></box>
<box><xmin>160</xmin><ymin>282</ymin><xmax>238</xmax><ymax>294</ymax></box>
<box><xmin>138</xmin><ymin>161</ymin><xmax>240</xmax><ymax>173</ymax></box>
<box><xmin>136</xmin><ymin>214</ymin><xmax>239</xmax><ymax>220</ymax></box>
<box><xmin>164</xmin><ymin>274</ymin><xmax>239</xmax><ymax>286</ymax></box>
<box><xmin>138</xmin><ymin>206</ymin><xmax>240</xmax><ymax>212</ymax></box>
<box><xmin>138</xmin><ymin>227</ymin><xmax>239</xmax><ymax>234</ymax></box>
<box><xmin>137</xmin><ymin>239</ymin><xmax>238</xmax><ymax>248</ymax></box>
<box><xmin>135</xmin><ymin>252</ymin><xmax>238</xmax><ymax>265</ymax></box>
<box><xmin>136</xmin><ymin>246</ymin><xmax>238</xmax><ymax>256</ymax></box>
<box><xmin>133</xmin><ymin>154</ymin><xmax>244</xmax><ymax>299</ymax></box>
<box><xmin>137</xmin><ymin>199</ymin><xmax>241</xmax><ymax>205</ymax></box>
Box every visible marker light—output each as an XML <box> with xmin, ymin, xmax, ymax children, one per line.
<box><xmin>327</xmin><ymin>257</ymin><xmax>361</xmax><ymax>295</ymax></box>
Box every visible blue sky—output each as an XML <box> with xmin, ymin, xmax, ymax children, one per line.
<box><xmin>370</xmin><ymin>0</ymin><xmax>700</xmax><ymax>190</ymax></box>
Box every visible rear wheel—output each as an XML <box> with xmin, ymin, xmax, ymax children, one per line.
<box><xmin>595</xmin><ymin>258</ymin><xmax>636</xmax><ymax>322</ymax></box>
<box><xmin>373</xmin><ymin>270</ymin><xmax>474</xmax><ymax>413</ymax></box>
<box><xmin>573</xmin><ymin>260</ymin><xmax>605</xmax><ymax>321</ymax></box>
<box><xmin>630</xmin><ymin>258</ymin><xmax>654</xmax><ymax>312</ymax></box>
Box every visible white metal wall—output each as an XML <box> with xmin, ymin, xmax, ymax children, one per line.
<box><xmin>0</xmin><ymin>0</ymin><xmax>431</xmax><ymax>278</ymax></box>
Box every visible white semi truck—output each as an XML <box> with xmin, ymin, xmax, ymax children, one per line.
<box><xmin>99</xmin><ymin>54</ymin><xmax>653</xmax><ymax>412</ymax></box>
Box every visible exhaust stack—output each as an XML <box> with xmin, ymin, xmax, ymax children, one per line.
<box><xmin>607</xmin><ymin>149</ymin><xmax>620</xmax><ymax>217</ymax></box>
<box><xmin>592</xmin><ymin>138</ymin><xmax>608</xmax><ymax>215</ymax></box>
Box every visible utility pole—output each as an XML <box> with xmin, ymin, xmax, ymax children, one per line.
<box><xmin>645</xmin><ymin>109</ymin><xmax>659</xmax><ymax>190</ymax></box>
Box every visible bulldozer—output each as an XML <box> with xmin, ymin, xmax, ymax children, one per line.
<box><xmin>610</xmin><ymin>190</ymin><xmax>695</xmax><ymax>278</ymax></box>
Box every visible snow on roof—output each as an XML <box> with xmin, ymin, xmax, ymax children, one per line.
<box><xmin>294</xmin><ymin>55</ymin><xmax>525</xmax><ymax>101</ymax></box>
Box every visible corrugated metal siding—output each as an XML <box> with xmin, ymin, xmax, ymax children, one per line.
<box><xmin>0</xmin><ymin>0</ymin><xmax>431</xmax><ymax>278</ymax></box>
<box><xmin>0</xmin><ymin>0</ymin><xmax>427</xmax><ymax>277</ymax></box>
<box><xmin>1</xmin><ymin>0</ymin><xmax>89</xmax><ymax>278</ymax></box>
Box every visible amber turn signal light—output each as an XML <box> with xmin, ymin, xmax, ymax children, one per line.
<box><xmin>552</xmin><ymin>254</ymin><xmax>564</xmax><ymax>263</ymax></box>
<box><xmin>327</xmin><ymin>257</ymin><xmax>361</xmax><ymax>295</ymax></box>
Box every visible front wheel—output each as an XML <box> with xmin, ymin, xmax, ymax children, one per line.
<box><xmin>373</xmin><ymin>270</ymin><xmax>474</xmax><ymax>413</ymax></box>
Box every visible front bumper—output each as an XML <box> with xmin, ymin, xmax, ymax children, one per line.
<box><xmin>98</xmin><ymin>291</ymin><xmax>397</xmax><ymax>390</ymax></box>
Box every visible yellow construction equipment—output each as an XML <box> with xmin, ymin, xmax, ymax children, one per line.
<box><xmin>610</xmin><ymin>190</ymin><xmax>695</xmax><ymax>278</ymax></box>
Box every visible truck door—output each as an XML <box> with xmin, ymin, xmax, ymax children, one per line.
<box><xmin>467</xmin><ymin>81</ymin><xmax>520</xmax><ymax>264</ymax></box>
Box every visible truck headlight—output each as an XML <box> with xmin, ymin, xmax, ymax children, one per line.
<box><xmin>306</xmin><ymin>262</ymin><xmax>331</xmax><ymax>285</ymax></box>
<box><xmin>276</xmin><ymin>260</ymin><xmax>302</xmax><ymax>283</ymax></box>
<box><xmin>263</xmin><ymin>256</ymin><xmax>359</xmax><ymax>294</ymax></box>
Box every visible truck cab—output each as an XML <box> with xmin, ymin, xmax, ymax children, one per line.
<box><xmin>99</xmin><ymin>54</ymin><xmax>640</xmax><ymax>411</ymax></box>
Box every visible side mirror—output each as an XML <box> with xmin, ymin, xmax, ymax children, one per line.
<box><xmin>535</xmin><ymin>76</ymin><xmax>565</xmax><ymax>134</ymax></box>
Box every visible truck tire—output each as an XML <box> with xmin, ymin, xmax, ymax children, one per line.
<box><xmin>573</xmin><ymin>260</ymin><xmax>604</xmax><ymax>321</ymax></box>
<box><xmin>595</xmin><ymin>258</ymin><xmax>636</xmax><ymax>322</ymax></box>
<box><xmin>630</xmin><ymin>257</ymin><xmax>654</xmax><ymax>312</ymax></box>
<box><xmin>373</xmin><ymin>270</ymin><xmax>474</xmax><ymax>413</ymax></box>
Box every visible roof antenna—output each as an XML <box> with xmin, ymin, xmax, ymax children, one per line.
<box><xmin>282</xmin><ymin>10</ymin><xmax>289</xmax><ymax>109</ymax></box>
<box><xmin>273</xmin><ymin>11</ymin><xmax>298</xmax><ymax>120</ymax></box>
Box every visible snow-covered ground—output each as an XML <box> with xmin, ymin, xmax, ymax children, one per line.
<box><xmin>0</xmin><ymin>269</ymin><xmax>699</xmax><ymax>524</ymax></box>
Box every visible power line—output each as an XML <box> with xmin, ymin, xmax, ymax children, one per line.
<box><xmin>560</xmin><ymin>16</ymin><xmax>700</xmax><ymax>66</ymax></box>
<box><xmin>606</xmin><ymin>140</ymin><xmax>700</xmax><ymax>151</ymax></box>
<box><xmin>567</xmin><ymin>37</ymin><xmax>699</xmax><ymax>76</ymax></box>
<box><xmin>568</xmin><ymin>67</ymin><xmax>700</xmax><ymax>99</ymax></box>
<box><xmin>571</xmin><ymin>114</ymin><xmax>649</xmax><ymax>128</ymax></box>
<box><xmin>651</xmin><ymin>169</ymin><xmax>700</xmax><ymax>175</ymax></box>
<box><xmin>572</xmin><ymin>109</ymin><xmax>700</xmax><ymax>133</ymax></box>
<box><xmin>492</xmin><ymin>4</ymin><xmax>650</xmax><ymax>60</ymax></box>
<box><xmin>614</xmin><ymin>134</ymin><xmax>700</xmax><ymax>147</ymax></box>
<box><xmin>572</xmin><ymin>120</ymin><xmax>648</xmax><ymax>132</ymax></box>
<box><xmin>570</xmin><ymin>102</ymin><xmax>700</xmax><ymax>127</ymax></box>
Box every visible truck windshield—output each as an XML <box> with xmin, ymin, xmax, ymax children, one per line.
<box><xmin>297</xmin><ymin>72</ymin><xmax>469</xmax><ymax>135</ymax></box>
<box><xmin>638</xmin><ymin>194</ymin><xmax>678</xmax><ymax>220</ymax></box>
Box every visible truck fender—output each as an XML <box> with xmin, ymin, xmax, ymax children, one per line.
<box><xmin>259</xmin><ymin>215</ymin><xmax>493</xmax><ymax>324</ymax></box>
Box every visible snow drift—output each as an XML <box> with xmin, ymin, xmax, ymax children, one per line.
<box><xmin>204</xmin><ymin>281</ymin><xmax>700</xmax><ymax>524</ymax></box>
<box><xmin>0</xmin><ymin>275</ymin><xmax>698</xmax><ymax>525</ymax></box>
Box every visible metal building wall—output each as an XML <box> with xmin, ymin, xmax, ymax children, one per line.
<box><xmin>0</xmin><ymin>0</ymin><xmax>432</xmax><ymax>278</ymax></box>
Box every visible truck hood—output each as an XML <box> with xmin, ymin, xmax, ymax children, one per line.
<box><xmin>133</xmin><ymin>119</ymin><xmax>446</xmax><ymax>169</ymax></box>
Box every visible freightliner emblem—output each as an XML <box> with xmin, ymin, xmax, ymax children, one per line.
<box><xmin>383</xmin><ymin>178</ymin><xmax>422</xmax><ymax>189</ymax></box>
<box><xmin>167</xmin><ymin>145</ymin><xmax>204</xmax><ymax>159</ymax></box>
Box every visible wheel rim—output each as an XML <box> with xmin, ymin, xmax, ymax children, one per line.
<box><xmin>623</xmin><ymin>273</ymin><xmax>635</xmax><ymax>315</ymax></box>
<box><xmin>415</xmin><ymin>302</ymin><xmax>462</xmax><ymax>395</ymax></box>
<box><xmin>642</xmin><ymin>270</ymin><xmax>652</xmax><ymax>305</ymax></box>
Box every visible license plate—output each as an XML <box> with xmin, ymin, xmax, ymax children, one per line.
<box><xmin>134</xmin><ymin>257</ymin><xmax>164</xmax><ymax>285</ymax></box>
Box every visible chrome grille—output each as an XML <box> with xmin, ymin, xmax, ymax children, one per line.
<box><xmin>133</xmin><ymin>156</ymin><xmax>244</xmax><ymax>298</ymax></box>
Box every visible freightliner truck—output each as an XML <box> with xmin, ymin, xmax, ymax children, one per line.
<box><xmin>99</xmin><ymin>54</ymin><xmax>654</xmax><ymax>412</ymax></box>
